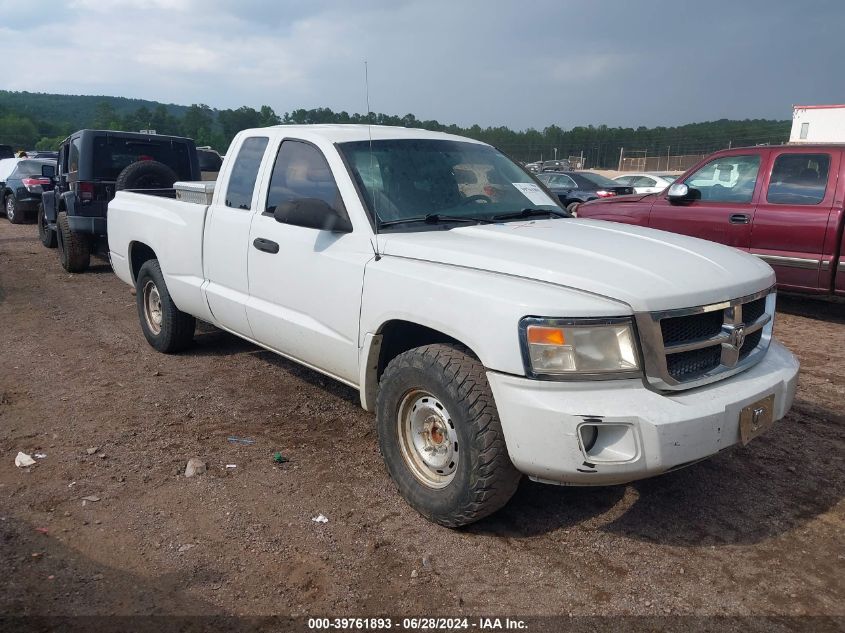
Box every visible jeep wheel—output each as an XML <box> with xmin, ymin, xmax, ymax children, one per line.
<box><xmin>5</xmin><ymin>195</ymin><xmax>24</xmax><ymax>224</ymax></box>
<box><xmin>56</xmin><ymin>211</ymin><xmax>90</xmax><ymax>273</ymax></box>
<box><xmin>566</xmin><ymin>201</ymin><xmax>580</xmax><ymax>216</ymax></box>
<box><xmin>38</xmin><ymin>204</ymin><xmax>57</xmax><ymax>248</ymax></box>
<box><xmin>136</xmin><ymin>259</ymin><xmax>195</xmax><ymax>353</ymax></box>
<box><xmin>376</xmin><ymin>344</ymin><xmax>520</xmax><ymax>527</ymax></box>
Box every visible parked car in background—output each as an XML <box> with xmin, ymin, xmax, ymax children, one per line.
<box><xmin>0</xmin><ymin>144</ymin><xmax>15</xmax><ymax>159</ymax></box>
<box><xmin>108</xmin><ymin>124</ymin><xmax>797</xmax><ymax>527</ymax></box>
<box><xmin>537</xmin><ymin>170</ymin><xmax>634</xmax><ymax>213</ymax></box>
<box><xmin>578</xmin><ymin>144</ymin><xmax>845</xmax><ymax>298</ymax></box>
<box><xmin>524</xmin><ymin>161</ymin><xmax>542</xmax><ymax>173</ymax></box>
<box><xmin>0</xmin><ymin>157</ymin><xmax>21</xmax><ymax>186</ymax></box>
<box><xmin>2</xmin><ymin>158</ymin><xmax>56</xmax><ymax>224</ymax></box>
<box><xmin>40</xmin><ymin>129</ymin><xmax>200</xmax><ymax>272</ymax></box>
<box><xmin>541</xmin><ymin>159</ymin><xmax>571</xmax><ymax>172</ymax></box>
<box><xmin>613</xmin><ymin>172</ymin><xmax>678</xmax><ymax>194</ymax></box>
<box><xmin>196</xmin><ymin>146</ymin><xmax>223</xmax><ymax>181</ymax></box>
<box><xmin>29</xmin><ymin>150</ymin><xmax>59</xmax><ymax>160</ymax></box>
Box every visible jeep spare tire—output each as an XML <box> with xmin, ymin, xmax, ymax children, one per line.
<box><xmin>115</xmin><ymin>160</ymin><xmax>178</xmax><ymax>191</ymax></box>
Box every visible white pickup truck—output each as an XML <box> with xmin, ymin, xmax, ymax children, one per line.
<box><xmin>108</xmin><ymin>125</ymin><xmax>799</xmax><ymax>527</ymax></box>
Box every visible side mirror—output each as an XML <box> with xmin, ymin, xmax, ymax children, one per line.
<box><xmin>42</xmin><ymin>164</ymin><xmax>56</xmax><ymax>178</ymax></box>
<box><xmin>667</xmin><ymin>182</ymin><xmax>690</xmax><ymax>202</ymax></box>
<box><xmin>273</xmin><ymin>198</ymin><xmax>353</xmax><ymax>233</ymax></box>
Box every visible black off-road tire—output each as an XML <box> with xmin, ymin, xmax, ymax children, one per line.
<box><xmin>116</xmin><ymin>160</ymin><xmax>178</xmax><ymax>191</ymax></box>
<box><xmin>376</xmin><ymin>344</ymin><xmax>521</xmax><ymax>527</ymax></box>
<box><xmin>38</xmin><ymin>203</ymin><xmax>57</xmax><ymax>248</ymax></box>
<box><xmin>135</xmin><ymin>259</ymin><xmax>195</xmax><ymax>353</ymax></box>
<box><xmin>56</xmin><ymin>211</ymin><xmax>90</xmax><ymax>272</ymax></box>
<box><xmin>5</xmin><ymin>194</ymin><xmax>25</xmax><ymax>224</ymax></box>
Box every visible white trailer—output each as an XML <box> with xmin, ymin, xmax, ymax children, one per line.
<box><xmin>790</xmin><ymin>104</ymin><xmax>845</xmax><ymax>143</ymax></box>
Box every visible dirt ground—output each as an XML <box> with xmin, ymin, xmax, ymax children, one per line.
<box><xmin>0</xmin><ymin>219</ymin><xmax>843</xmax><ymax>626</ymax></box>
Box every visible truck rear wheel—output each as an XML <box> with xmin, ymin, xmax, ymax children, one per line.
<box><xmin>56</xmin><ymin>211</ymin><xmax>90</xmax><ymax>272</ymax></box>
<box><xmin>376</xmin><ymin>343</ymin><xmax>520</xmax><ymax>527</ymax></box>
<box><xmin>136</xmin><ymin>259</ymin><xmax>195</xmax><ymax>353</ymax></box>
<box><xmin>38</xmin><ymin>204</ymin><xmax>57</xmax><ymax>248</ymax></box>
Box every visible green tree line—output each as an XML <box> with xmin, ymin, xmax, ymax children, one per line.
<box><xmin>0</xmin><ymin>90</ymin><xmax>790</xmax><ymax>167</ymax></box>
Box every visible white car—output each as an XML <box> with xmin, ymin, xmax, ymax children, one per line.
<box><xmin>107</xmin><ymin>125</ymin><xmax>798</xmax><ymax>527</ymax></box>
<box><xmin>613</xmin><ymin>172</ymin><xmax>678</xmax><ymax>194</ymax></box>
<box><xmin>0</xmin><ymin>157</ymin><xmax>22</xmax><ymax>184</ymax></box>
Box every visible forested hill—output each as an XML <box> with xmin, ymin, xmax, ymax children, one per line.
<box><xmin>0</xmin><ymin>90</ymin><xmax>189</xmax><ymax>133</ymax></box>
<box><xmin>0</xmin><ymin>90</ymin><xmax>791</xmax><ymax>168</ymax></box>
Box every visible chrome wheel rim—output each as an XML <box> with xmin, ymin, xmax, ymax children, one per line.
<box><xmin>6</xmin><ymin>197</ymin><xmax>14</xmax><ymax>221</ymax></box>
<box><xmin>397</xmin><ymin>389</ymin><xmax>458</xmax><ymax>489</ymax></box>
<box><xmin>142</xmin><ymin>280</ymin><xmax>163</xmax><ymax>335</ymax></box>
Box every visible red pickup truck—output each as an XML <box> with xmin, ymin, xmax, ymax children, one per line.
<box><xmin>577</xmin><ymin>144</ymin><xmax>845</xmax><ymax>297</ymax></box>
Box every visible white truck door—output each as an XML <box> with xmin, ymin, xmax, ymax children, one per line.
<box><xmin>203</xmin><ymin>135</ymin><xmax>271</xmax><ymax>335</ymax></box>
<box><xmin>245</xmin><ymin>139</ymin><xmax>371</xmax><ymax>385</ymax></box>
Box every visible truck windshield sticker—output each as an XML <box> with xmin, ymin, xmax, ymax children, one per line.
<box><xmin>511</xmin><ymin>182</ymin><xmax>557</xmax><ymax>207</ymax></box>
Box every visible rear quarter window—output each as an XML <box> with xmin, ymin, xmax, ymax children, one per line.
<box><xmin>225</xmin><ymin>137</ymin><xmax>269</xmax><ymax>210</ymax></box>
<box><xmin>766</xmin><ymin>153</ymin><xmax>830</xmax><ymax>205</ymax></box>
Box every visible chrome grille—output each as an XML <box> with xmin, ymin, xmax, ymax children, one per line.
<box><xmin>666</xmin><ymin>345</ymin><xmax>723</xmax><ymax>382</ymax></box>
<box><xmin>635</xmin><ymin>287</ymin><xmax>776</xmax><ymax>391</ymax></box>
<box><xmin>660</xmin><ymin>310</ymin><xmax>723</xmax><ymax>346</ymax></box>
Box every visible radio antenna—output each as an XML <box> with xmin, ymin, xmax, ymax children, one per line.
<box><xmin>365</xmin><ymin>60</ymin><xmax>381</xmax><ymax>258</ymax></box>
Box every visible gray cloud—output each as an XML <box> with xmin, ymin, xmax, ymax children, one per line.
<box><xmin>0</xmin><ymin>0</ymin><xmax>841</xmax><ymax>129</ymax></box>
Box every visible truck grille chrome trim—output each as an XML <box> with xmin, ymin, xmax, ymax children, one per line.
<box><xmin>635</xmin><ymin>287</ymin><xmax>776</xmax><ymax>391</ymax></box>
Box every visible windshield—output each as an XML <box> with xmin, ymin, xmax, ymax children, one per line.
<box><xmin>338</xmin><ymin>139</ymin><xmax>563</xmax><ymax>229</ymax></box>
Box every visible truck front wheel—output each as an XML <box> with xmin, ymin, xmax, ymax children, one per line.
<box><xmin>56</xmin><ymin>212</ymin><xmax>90</xmax><ymax>272</ymax></box>
<box><xmin>376</xmin><ymin>344</ymin><xmax>521</xmax><ymax>527</ymax></box>
<box><xmin>135</xmin><ymin>259</ymin><xmax>195</xmax><ymax>353</ymax></box>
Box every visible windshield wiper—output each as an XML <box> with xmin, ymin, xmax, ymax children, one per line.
<box><xmin>491</xmin><ymin>208</ymin><xmax>571</xmax><ymax>221</ymax></box>
<box><xmin>377</xmin><ymin>213</ymin><xmax>496</xmax><ymax>229</ymax></box>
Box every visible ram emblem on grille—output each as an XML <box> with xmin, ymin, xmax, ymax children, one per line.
<box><xmin>723</xmin><ymin>324</ymin><xmax>746</xmax><ymax>367</ymax></box>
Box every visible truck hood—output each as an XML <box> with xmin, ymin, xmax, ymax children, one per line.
<box><xmin>379</xmin><ymin>219</ymin><xmax>775</xmax><ymax>313</ymax></box>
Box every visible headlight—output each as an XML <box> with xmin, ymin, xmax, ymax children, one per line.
<box><xmin>520</xmin><ymin>317</ymin><xmax>641</xmax><ymax>378</ymax></box>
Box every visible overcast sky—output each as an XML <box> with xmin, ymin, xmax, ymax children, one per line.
<box><xmin>1</xmin><ymin>0</ymin><xmax>842</xmax><ymax>130</ymax></box>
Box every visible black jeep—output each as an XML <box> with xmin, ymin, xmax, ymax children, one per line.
<box><xmin>40</xmin><ymin>130</ymin><xmax>200</xmax><ymax>272</ymax></box>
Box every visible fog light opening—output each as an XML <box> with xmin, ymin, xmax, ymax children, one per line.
<box><xmin>579</xmin><ymin>424</ymin><xmax>598</xmax><ymax>452</ymax></box>
<box><xmin>580</xmin><ymin>423</ymin><xmax>639</xmax><ymax>463</ymax></box>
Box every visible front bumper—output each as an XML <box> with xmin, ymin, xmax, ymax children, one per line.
<box><xmin>487</xmin><ymin>340</ymin><xmax>799</xmax><ymax>485</ymax></box>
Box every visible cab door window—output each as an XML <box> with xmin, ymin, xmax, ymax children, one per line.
<box><xmin>684</xmin><ymin>154</ymin><xmax>761</xmax><ymax>203</ymax></box>
<box><xmin>265</xmin><ymin>140</ymin><xmax>346</xmax><ymax>225</ymax></box>
<box><xmin>766</xmin><ymin>153</ymin><xmax>830</xmax><ymax>205</ymax></box>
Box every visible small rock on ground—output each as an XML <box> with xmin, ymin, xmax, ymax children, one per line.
<box><xmin>185</xmin><ymin>458</ymin><xmax>207</xmax><ymax>477</ymax></box>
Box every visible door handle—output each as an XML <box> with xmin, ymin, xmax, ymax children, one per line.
<box><xmin>253</xmin><ymin>238</ymin><xmax>279</xmax><ymax>254</ymax></box>
<box><xmin>729</xmin><ymin>213</ymin><xmax>750</xmax><ymax>225</ymax></box>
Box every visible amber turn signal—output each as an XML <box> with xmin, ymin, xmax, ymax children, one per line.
<box><xmin>526</xmin><ymin>326</ymin><xmax>566</xmax><ymax>346</ymax></box>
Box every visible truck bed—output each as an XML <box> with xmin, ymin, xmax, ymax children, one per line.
<box><xmin>108</xmin><ymin>190</ymin><xmax>214</xmax><ymax>322</ymax></box>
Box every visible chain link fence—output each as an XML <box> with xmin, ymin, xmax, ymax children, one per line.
<box><xmin>618</xmin><ymin>151</ymin><xmax>706</xmax><ymax>173</ymax></box>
